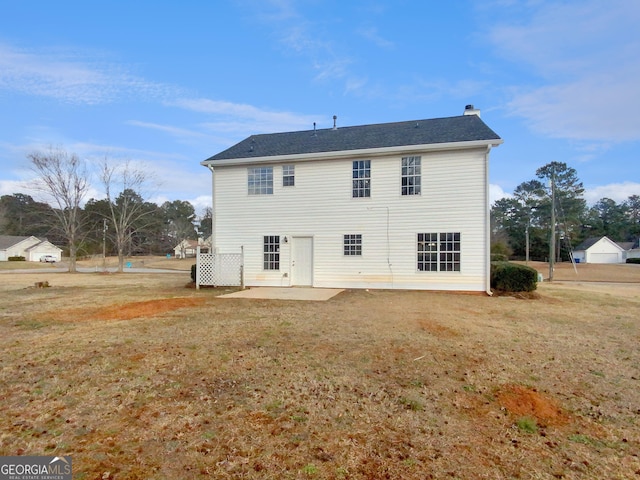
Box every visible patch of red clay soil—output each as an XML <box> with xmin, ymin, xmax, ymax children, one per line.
<box><xmin>94</xmin><ymin>297</ymin><xmax>205</xmax><ymax>320</ymax></box>
<box><xmin>496</xmin><ymin>384</ymin><xmax>569</xmax><ymax>426</ymax></box>
<box><xmin>55</xmin><ymin>297</ymin><xmax>205</xmax><ymax>322</ymax></box>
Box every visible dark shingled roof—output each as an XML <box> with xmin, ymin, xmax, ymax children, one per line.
<box><xmin>0</xmin><ymin>235</ymin><xmax>31</xmax><ymax>249</ymax></box>
<box><xmin>574</xmin><ymin>236</ymin><xmax>629</xmax><ymax>251</ymax></box>
<box><xmin>574</xmin><ymin>237</ymin><xmax>602</xmax><ymax>250</ymax></box>
<box><xmin>203</xmin><ymin>114</ymin><xmax>501</xmax><ymax>163</ymax></box>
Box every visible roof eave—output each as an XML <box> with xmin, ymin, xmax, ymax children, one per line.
<box><xmin>201</xmin><ymin>138</ymin><xmax>503</xmax><ymax>167</ymax></box>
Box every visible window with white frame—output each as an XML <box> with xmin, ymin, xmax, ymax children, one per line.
<box><xmin>352</xmin><ymin>160</ymin><xmax>371</xmax><ymax>198</ymax></box>
<box><xmin>248</xmin><ymin>167</ymin><xmax>273</xmax><ymax>195</ymax></box>
<box><xmin>343</xmin><ymin>234</ymin><xmax>362</xmax><ymax>256</ymax></box>
<box><xmin>263</xmin><ymin>235</ymin><xmax>280</xmax><ymax>270</ymax></box>
<box><xmin>417</xmin><ymin>232</ymin><xmax>460</xmax><ymax>272</ymax></box>
<box><xmin>401</xmin><ymin>156</ymin><xmax>421</xmax><ymax>195</ymax></box>
<box><xmin>439</xmin><ymin>232</ymin><xmax>461</xmax><ymax>271</ymax></box>
<box><xmin>283</xmin><ymin>165</ymin><xmax>295</xmax><ymax>187</ymax></box>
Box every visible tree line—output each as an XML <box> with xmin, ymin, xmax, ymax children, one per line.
<box><xmin>5</xmin><ymin>151</ymin><xmax>638</xmax><ymax>269</ymax></box>
<box><xmin>0</xmin><ymin>147</ymin><xmax>211</xmax><ymax>272</ymax></box>
<box><xmin>492</xmin><ymin>161</ymin><xmax>640</xmax><ymax>261</ymax></box>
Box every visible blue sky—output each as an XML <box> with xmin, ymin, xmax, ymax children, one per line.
<box><xmin>1</xmin><ymin>0</ymin><xmax>639</xmax><ymax>214</ymax></box>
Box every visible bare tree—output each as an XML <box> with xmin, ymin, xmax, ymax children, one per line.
<box><xmin>100</xmin><ymin>159</ymin><xmax>155</xmax><ymax>272</ymax></box>
<box><xmin>28</xmin><ymin>147</ymin><xmax>90</xmax><ymax>272</ymax></box>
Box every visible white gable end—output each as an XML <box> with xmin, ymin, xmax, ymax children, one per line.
<box><xmin>584</xmin><ymin>237</ymin><xmax>624</xmax><ymax>264</ymax></box>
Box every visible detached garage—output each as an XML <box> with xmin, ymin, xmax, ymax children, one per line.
<box><xmin>572</xmin><ymin>236</ymin><xmax>625</xmax><ymax>264</ymax></box>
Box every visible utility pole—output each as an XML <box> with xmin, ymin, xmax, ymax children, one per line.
<box><xmin>525</xmin><ymin>222</ymin><xmax>530</xmax><ymax>264</ymax></box>
<box><xmin>102</xmin><ymin>218</ymin><xmax>108</xmax><ymax>272</ymax></box>
<box><xmin>549</xmin><ymin>172</ymin><xmax>555</xmax><ymax>282</ymax></box>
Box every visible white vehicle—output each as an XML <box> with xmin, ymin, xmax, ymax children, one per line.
<box><xmin>40</xmin><ymin>255</ymin><xmax>56</xmax><ymax>263</ymax></box>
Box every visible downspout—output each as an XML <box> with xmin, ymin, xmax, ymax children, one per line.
<box><xmin>485</xmin><ymin>144</ymin><xmax>493</xmax><ymax>297</ymax></box>
<box><xmin>206</xmin><ymin>164</ymin><xmax>216</xmax><ymax>252</ymax></box>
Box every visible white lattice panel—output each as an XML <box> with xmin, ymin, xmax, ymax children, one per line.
<box><xmin>197</xmin><ymin>253</ymin><xmax>243</xmax><ymax>286</ymax></box>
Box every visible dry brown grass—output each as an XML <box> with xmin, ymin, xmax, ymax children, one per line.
<box><xmin>1</xmin><ymin>269</ymin><xmax>639</xmax><ymax>479</ymax></box>
<box><xmin>519</xmin><ymin>260</ymin><xmax>640</xmax><ymax>283</ymax></box>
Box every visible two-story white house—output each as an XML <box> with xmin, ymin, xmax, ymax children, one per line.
<box><xmin>200</xmin><ymin>106</ymin><xmax>502</xmax><ymax>293</ymax></box>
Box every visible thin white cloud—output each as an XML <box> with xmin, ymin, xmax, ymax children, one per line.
<box><xmin>507</xmin><ymin>66</ymin><xmax>640</xmax><ymax>142</ymax></box>
<box><xmin>489</xmin><ymin>1</ymin><xmax>640</xmax><ymax>142</ymax></box>
<box><xmin>190</xmin><ymin>195</ymin><xmax>213</xmax><ymax>215</ymax></box>
<box><xmin>490</xmin><ymin>183</ymin><xmax>511</xmax><ymax>204</ymax></box>
<box><xmin>0</xmin><ymin>43</ymin><xmax>180</xmax><ymax>105</ymax></box>
<box><xmin>0</xmin><ymin>179</ymin><xmax>30</xmax><ymax>197</ymax></box>
<box><xmin>127</xmin><ymin>120</ymin><xmax>209</xmax><ymax>140</ymax></box>
<box><xmin>356</xmin><ymin>26</ymin><xmax>394</xmax><ymax>49</ymax></box>
<box><xmin>584</xmin><ymin>182</ymin><xmax>640</xmax><ymax>205</ymax></box>
<box><xmin>245</xmin><ymin>0</ymin><xmax>361</xmax><ymax>87</ymax></box>
<box><xmin>173</xmin><ymin>98</ymin><xmax>318</xmax><ymax>133</ymax></box>
<box><xmin>386</xmin><ymin>77</ymin><xmax>488</xmax><ymax>108</ymax></box>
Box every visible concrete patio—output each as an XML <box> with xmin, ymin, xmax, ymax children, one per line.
<box><xmin>217</xmin><ymin>287</ymin><xmax>344</xmax><ymax>301</ymax></box>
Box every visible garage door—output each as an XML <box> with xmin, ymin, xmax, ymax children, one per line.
<box><xmin>589</xmin><ymin>253</ymin><xmax>620</xmax><ymax>264</ymax></box>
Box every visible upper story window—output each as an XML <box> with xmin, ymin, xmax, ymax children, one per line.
<box><xmin>343</xmin><ymin>234</ymin><xmax>362</xmax><ymax>256</ymax></box>
<box><xmin>352</xmin><ymin>160</ymin><xmax>371</xmax><ymax>198</ymax></box>
<box><xmin>283</xmin><ymin>165</ymin><xmax>295</xmax><ymax>187</ymax></box>
<box><xmin>248</xmin><ymin>167</ymin><xmax>273</xmax><ymax>195</ymax></box>
<box><xmin>401</xmin><ymin>156</ymin><xmax>421</xmax><ymax>195</ymax></box>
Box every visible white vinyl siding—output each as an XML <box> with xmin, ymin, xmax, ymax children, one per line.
<box><xmin>212</xmin><ymin>147</ymin><xmax>488</xmax><ymax>291</ymax></box>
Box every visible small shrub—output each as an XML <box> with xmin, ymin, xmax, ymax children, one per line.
<box><xmin>302</xmin><ymin>464</ymin><xmax>318</xmax><ymax>476</ymax></box>
<box><xmin>491</xmin><ymin>261</ymin><xmax>538</xmax><ymax>292</ymax></box>
<box><xmin>626</xmin><ymin>258</ymin><xmax>640</xmax><ymax>264</ymax></box>
<box><xmin>491</xmin><ymin>253</ymin><xmax>508</xmax><ymax>262</ymax></box>
<box><xmin>191</xmin><ymin>264</ymin><xmax>196</xmax><ymax>282</ymax></box>
<box><xmin>516</xmin><ymin>416</ymin><xmax>538</xmax><ymax>434</ymax></box>
<box><xmin>8</xmin><ymin>256</ymin><xmax>26</xmax><ymax>261</ymax></box>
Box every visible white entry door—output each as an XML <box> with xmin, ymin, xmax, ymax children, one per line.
<box><xmin>291</xmin><ymin>237</ymin><xmax>313</xmax><ymax>286</ymax></box>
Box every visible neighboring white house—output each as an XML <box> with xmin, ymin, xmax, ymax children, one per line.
<box><xmin>0</xmin><ymin>235</ymin><xmax>63</xmax><ymax>262</ymax></box>
<box><xmin>173</xmin><ymin>239</ymin><xmax>206</xmax><ymax>258</ymax></box>
<box><xmin>200</xmin><ymin>106</ymin><xmax>503</xmax><ymax>292</ymax></box>
<box><xmin>572</xmin><ymin>236</ymin><xmax>626</xmax><ymax>264</ymax></box>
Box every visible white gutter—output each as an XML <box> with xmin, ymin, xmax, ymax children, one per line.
<box><xmin>206</xmin><ymin>164</ymin><xmax>216</xmax><ymax>251</ymax></box>
<box><xmin>201</xmin><ymin>139</ymin><xmax>504</xmax><ymax>167</ymax></box>
<box><xmin>485</xmin><ymin>144</ymin><xmax>493</xmax><ymax>297</ymax></box>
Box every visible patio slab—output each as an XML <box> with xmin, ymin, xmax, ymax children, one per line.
<box><xmin>217</xmin><ymin>287</ymin><xmax>344</xmax><ymax>301</ymax></box>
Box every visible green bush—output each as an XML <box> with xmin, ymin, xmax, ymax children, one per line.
<box><xmin>491</xmin><ymin>253</ymin><xmax>508</xmax><ymax>262</ymax></box>
<box><xmin>626</xmin><ymin>258</ymin><xmax>640</xmax><ymax>264</ymax></box>
<box><xmin>491</xmin><ymin>261</ymin><xmax>538</xmax><ymax>292</ymax></box>
<box><xmin>8</xmin><ymin>256</ymin><xmax>26</xmax><ymax>261</ymax></box>
<box><xmin>191</xmin><ymin>264</ymin><xmax>197</xmax><ymax>282</ymax></box>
